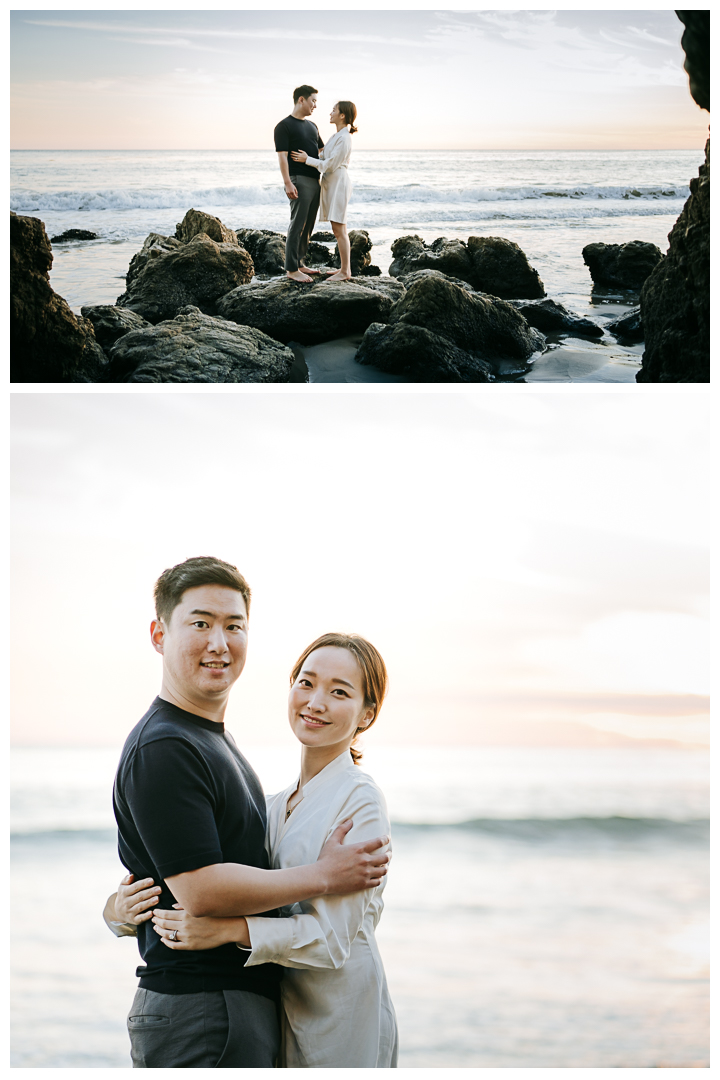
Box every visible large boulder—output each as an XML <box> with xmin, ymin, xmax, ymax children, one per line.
<box><xmin>80</xmin><ymin>304</ymin><xmax>152</xmax><ymax>348</ymax></box>
<box><xmin>105</xmin><ymin>307</ymin><xmax>295</xmax><ymax>383</ymax></box>
<box><xmin>637</xmin><ymin>140</ymin><xmax>709</xmax><ymax>382</ymax></box>
<box><xmin>175</xmin><ymin>208</ymin><xmax>238</xmax><ymax>245</ymax></box>
<box><xmin>235</xmin><ymin>228</ymin><xmax>288</xmax><ymax>275</ymax></box>
<box><xmin>390</xmin><ymin>235</ymin><xmax>473</xmax><ymax>282</ymax></box>
<box><xmin>124</xmin><ymin>233</ymin><xmax>183</xmax><ymax>290</ymax></box>
<box><xmin>466</xmin><ymin>236</ymin><xmax>545</xmax><ymax>299</ymax></box>
<box><xmin>582</xmin><ymin>241</ymin><xmax>664</xmax><ymax>289</ymax></box>
<box><xmin>513</xmin><ymin>298</ymin><xmax>603</xmax><ymax>338</ymax></box>
<box><xmin>10</xmin><ymin>212</ymin><xmax>107</xmax><ymax>382</ymax></box>
<box><xmin>355</xmin><ymin>322</ymin><xmax>491</xmax><ymax>382</ymax></box>
<box><xmin>677</xmin><ymin>11</ymin><xmax>709</xmax><ymax>111</ymax></box>
<box><xmin>117</xmin><ymin>232</ymin><xmax>254</xmax><ymax>323</ymax></box>
<box><xmin>217</xmin><ymin>275</ymin><xmax>405</xmax><ymax>345</ymax></box>
<box><xmin>387</xmin><ymin>272</ymin><xmax>544</xmax><ymax>368</ymax></box>
<box><xmin>389</xmin><ymin>234</ymin><xmax>544</xmax><ymax>298</ymax></box>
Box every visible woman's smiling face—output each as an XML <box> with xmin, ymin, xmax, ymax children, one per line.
<box><xmin>288</xmin><ymin>645</ymin><xmax>374</xmax><ymax>753</ymax></box>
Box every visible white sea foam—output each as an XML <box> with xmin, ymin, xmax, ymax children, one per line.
<box><xmin>10</xmin><ymin>182</ymin><xmax>688</xmax><ymax>214</ymax></box>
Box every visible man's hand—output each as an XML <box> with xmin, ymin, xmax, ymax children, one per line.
<box><xmin>285</xmin><ymin>180</ymin><xmax>299</xmax><ymax>200</ymax></box>
<box><xmin>316</xmin><ymin>819</ymin><xmax>390</xmax><ymax>895</ymax></box>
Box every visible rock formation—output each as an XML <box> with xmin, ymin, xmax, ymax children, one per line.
<box><xmin>105</xmin><ymin>307</ymin><xmax>295</xmax><ymax>383</ymax></box>
<box><xmin>513</xmin><ymin>298</ymin><xmax>603</xmax><ymax>338</ymax></box>
<box><xmin>216</xmin><ymin>275</ymin><xmax>405</xmax><ymax>345</ymax></box>
<box><xmin>677</xmin><ymin>10</ymin><xmax>709</xmax><ymax>111</ymax></box>
<box><xmin>117</xmin><ymin>232</ymin><xmax>254</xmax><ymax>323</ymax></box>
<box><xmin>637</xmin><ymin>141</ymin><xmax>710</xmax><ymax>381</ymax></box>
<box><xmin>605</xmin><ymin>308</ymin><xmax>643</xmax><ymax>344</ymax></box>
<box><xmin>235</xmin><ymin>228</ymin><xmax>288</xmax><ymax>275</ymax></box>
<box><xmin>582</xmin><ymin>241</ymin><xmax>664</xmax><ymax>289</ymax></box>
<box><xmin>465</xmin><ymin>236</ymin><xmax>545</xmax><ymax>298</ymax></box>
<box><xmin>386</xmin><ymin>271</ymin><xmax>544</xmax><ymax>372</ymax></box>
<box><xmin>336</xmin><ymin>229</ymin><xmax>378</xmax><ymax>275</ymax></box>
<box><xmin>389</xmin><ymin>234</ymin><xmax>544</xmax><ymax>298</ymax></box>
<box><xmin>635</xmin><ymin>12</ymin><xmax>709</xmax><ymax>381</ymax></box>
<box><xmin>10</xmin><ymin>211</ymin><xmax>107</xmax><ymax>382</ymax></box>
<box><xmin>80</xmin><ymin>304</ymin><xmax>152</xmax><ymax>348</ymax></box>
<box><xmin>175</xmin><ymin>208</ymin><xmax>238</xmax><ymax>245</ymax></box>
<box><xmin>355</xmin><ymin>322</ymin><xmax>492</xmax><ymax>382</ymax></box>
<box><xmin>49</xmin><ymin>229</ymin><xmax>98</xmax><ymax>243</ymax></box>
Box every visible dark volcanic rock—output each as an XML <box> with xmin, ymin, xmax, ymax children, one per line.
<box><xmin>399</xmin><ymin>268</ymin><xmax>476</xmax><ymax>293</ymax></box>
<box><xmin>311</xmin><ymin>231</ymin><xmax>335</xmax><ymax>242</ymax></box>
<box><xmin>105</xmin><ymin>307</ymin><xmax>294</xmax><ymax>383</ymax></box>
<box><xmin>235</xmin><ymin>228</ymin><xmax>287</xmax><ymax>275</ymax></box>
<box><xmin>175</xmin><ymin>208</ymin><xmax>238</xmax><ymax>245</ymax></box>
<box><xmin>80</xmin><ymin>304</ymin><xmax>152</xmax><ymax>348</ymax></box>
<box><xmin>466</xmin><ymin>236</ymin><xmax>545</xmax><ymax>298</ymax></box>
<box><xmin>388</xmin><ymin>273</ymin><xmax>544</xmax><ymax>369</ymax></box>
<box><xmin>677</xmin><ymin>11</ymin><xmax>709</xmax><ymax>111</ymax></box>
<box><xmin>217</xmin><ymin>275</ymin><xmax>405</xmax><ymax>346</ymax></box>
<box><xmin>303</xmin><ymin>240</ymin><xmax>339</xmax><ymax>268</ymax></box>
<box><xmin>389</xmin><ymin>235</ymin><xmax>473</xmax><ymax>283</ymax></box>
<box><xmin>637</xmin><ymin>140</ymin><xmax>709</xmax><ymax>382</ymax></box>
<box><xmin>117</xmin><ymin>233</ymin><xmax>254</xmax><ymax>323</ymax></box>
<box><xmin>605</xmin><ymin>307</ymin><xmax>643</xmax><ymax>344</ymax></box>
<box><xmin>582</xmin><ymin>241</ymin><xmax>664</xmax><ymax>289</ymax></box>
<box><xmin>389</xmin><ymin>234</ymin><xmax>544</xmax><ymax>298</ymax></box>
<box><xmin>10</xmin><ymin>212</ymin><xmax>107</xmax><ymax>382</ymax></box>
<box><xmin>124</xmin><ymin>233</ymin><xmax>183</xmax><ymax>290</ymax></box>
<box><xmin>339</xmin><ymin>229</ymin><xmax>373</xmax><ymax>275</ymax></box>
<box><xmin>49</xmin><ymin>229</ymin><xmax>98</xmax><ymax>243</ymax></box>
<box><xmin>514</xmin><ymin>298</ymin><xmax>603</xmax><ymax>338</ymax></box>
<box><xmin>355</xmin><ymin>322</ymin><xmax>491</xmax><ymax>382</ymax></box>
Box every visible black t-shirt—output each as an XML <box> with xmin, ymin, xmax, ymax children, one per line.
<box><xmin>113</xmin><ymin>697</ymin><xmax>282</xmax><ymax>999</ymax></box>
<box><xmin>274</xmin><ymin>114</ymin><xmax>324</xmax><ymax>179</ymax></box>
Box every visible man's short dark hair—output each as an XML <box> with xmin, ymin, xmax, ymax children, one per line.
<box><xmin>293</xmin><ymin>84</ymin><xmax>318</xmax><ymax>103</ymax></box>
<box><xmin>154</xmin><ymin>557</ymin><xmax>251</xmax><ymax>625</ymax></box>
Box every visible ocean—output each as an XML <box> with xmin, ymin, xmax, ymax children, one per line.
<box><xmin>10</xmin><ymin>148</ymin><xmax>705</xmax><ymax>382</ymax></box>
<box><xmin>10</xmin><ymin>744</ymin><xmax>709</xmax><ymax>1068</ymax></box>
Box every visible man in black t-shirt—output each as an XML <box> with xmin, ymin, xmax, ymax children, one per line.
<box><xmin>110</xmin><ymin>556</ymin><xmax>389</xmax><ymax>1068</ymax></box>
<box><xmin>274</xmin><ymin>84</ymin><xmax>324</xmax><ymax>281</ymax></box>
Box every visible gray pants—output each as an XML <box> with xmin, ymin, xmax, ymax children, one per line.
<box><xmin>127</xmin><ymin>987</ymin><xmax>279</xmax><ymax>1068</ymax></box>
<box><xmin>285</xmin><ymin>174</ymin><xmax>321</xmax><ymax>271</ymax></box>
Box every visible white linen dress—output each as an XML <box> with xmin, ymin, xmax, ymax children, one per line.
<box><xmin>243</xmin><ymin>751</ymin><xmax>398</xmax><ymax>1068</ymax></box>
<box><xmin>305</xmin><ymin>127</ymin><xmax>353</xmax><ymax>224</ymax></box>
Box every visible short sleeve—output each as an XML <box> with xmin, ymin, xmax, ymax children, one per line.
<box><xmin>274</xmin><ymin>120</ymin><xmax>290</xmax><ymax>153</ymax></box>
<box><xmin>123</xmin><ymin>739</ymin><xmax>224</xmax><ymax>879</ymax></box>
<box><xmin>314</xmin><ymin>124</ymin><xmax>324</xmax><ymax>150</ymax></box>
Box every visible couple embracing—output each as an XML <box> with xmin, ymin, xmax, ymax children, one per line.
<box><xmin>104</xmin><ymin>556</ymin><xmax>398</xmax><ymax>1068</ymax></box>
<box><xmin>274</xmin><ymin>84</ymin><xmax>358</xmax><ymax>282</ymax></box>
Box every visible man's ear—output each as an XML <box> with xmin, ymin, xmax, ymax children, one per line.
<box><xmin>150</xmin><ymin>619</ymin><xmax>166</xmax><ymax>654</ymax></box>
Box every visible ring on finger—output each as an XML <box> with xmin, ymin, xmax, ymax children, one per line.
<box><xmin>168</xmin><ymin>929</ymin><xmax>179</xmax><ymax>942</ymax></box>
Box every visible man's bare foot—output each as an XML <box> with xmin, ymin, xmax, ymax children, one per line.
<box><xmin>324</xmin><ymin>271</ymin><xmax>352</xmax><ymax>282</ymax></box>
<box><xmin>298</xmin><ymin>266</ymin><xmax>322</xmax><ymax>275</ymax></box>
<box><xmin>286</xmin><ymin>270</ymin><xmax>313</xmax><ymax>282</ymax></box>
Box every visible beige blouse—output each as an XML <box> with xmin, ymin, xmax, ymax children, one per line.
<box><xmin>243</xmin><ymin>751</ymin><xmax>398</xmax><ymax>1068</ymax></box>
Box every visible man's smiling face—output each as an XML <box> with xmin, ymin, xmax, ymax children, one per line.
<box><xmin>152</xmin><ymin>584</ymin><xmax>248</xmax><ymax>712</ymax></box>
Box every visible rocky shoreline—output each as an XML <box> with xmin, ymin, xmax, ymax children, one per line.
<box><xmin>12</xmin><ymin>205</ymin><xmax>676</xmax><ymax>383</ymax></box>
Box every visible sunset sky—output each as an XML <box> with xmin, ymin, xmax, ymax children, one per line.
<box><xmin>10</xmin><ymin>8</ymin><xmax>707</xmax><ymax>150</ymax></box>
<box><xmin>11</xmin><ymin>392</ymin><xmax>709</xmax><ymax>749</ymax></box>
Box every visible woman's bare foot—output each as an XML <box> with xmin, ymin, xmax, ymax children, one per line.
<box><xmin>286</xmin><ymin>270</ymin><xmax>313</xmax><ymax>282</ymax></box>
<box><xmin>324</xmin><ymin>271</ymin><xmax>352</xmax><ymax>282</ymax></box>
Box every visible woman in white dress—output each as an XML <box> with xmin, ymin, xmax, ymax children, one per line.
<box><xmin>110</xmin><ymin>632</ymin><xmax>398</xmax><ymax>1068</ymax></box>
<box><xmin>291</xmin><ymin>101</ymin><xmax>357</xmax><ymax>281</ymax></box>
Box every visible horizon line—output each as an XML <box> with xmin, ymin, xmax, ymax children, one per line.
<box><xmin>10</xmin><ymin>146</ymin><xmax>702</xmax><ymax>153</ymax></box>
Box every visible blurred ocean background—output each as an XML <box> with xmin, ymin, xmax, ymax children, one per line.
<box><xmin>11</xmin><ymin>742</ymin><xmax>709</xmax><ymax>1068</ymax></box>
<box><xmin>10</xmin><ymin>147</ymin><xmax>703</xmax><ymax>322</ymax></box>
